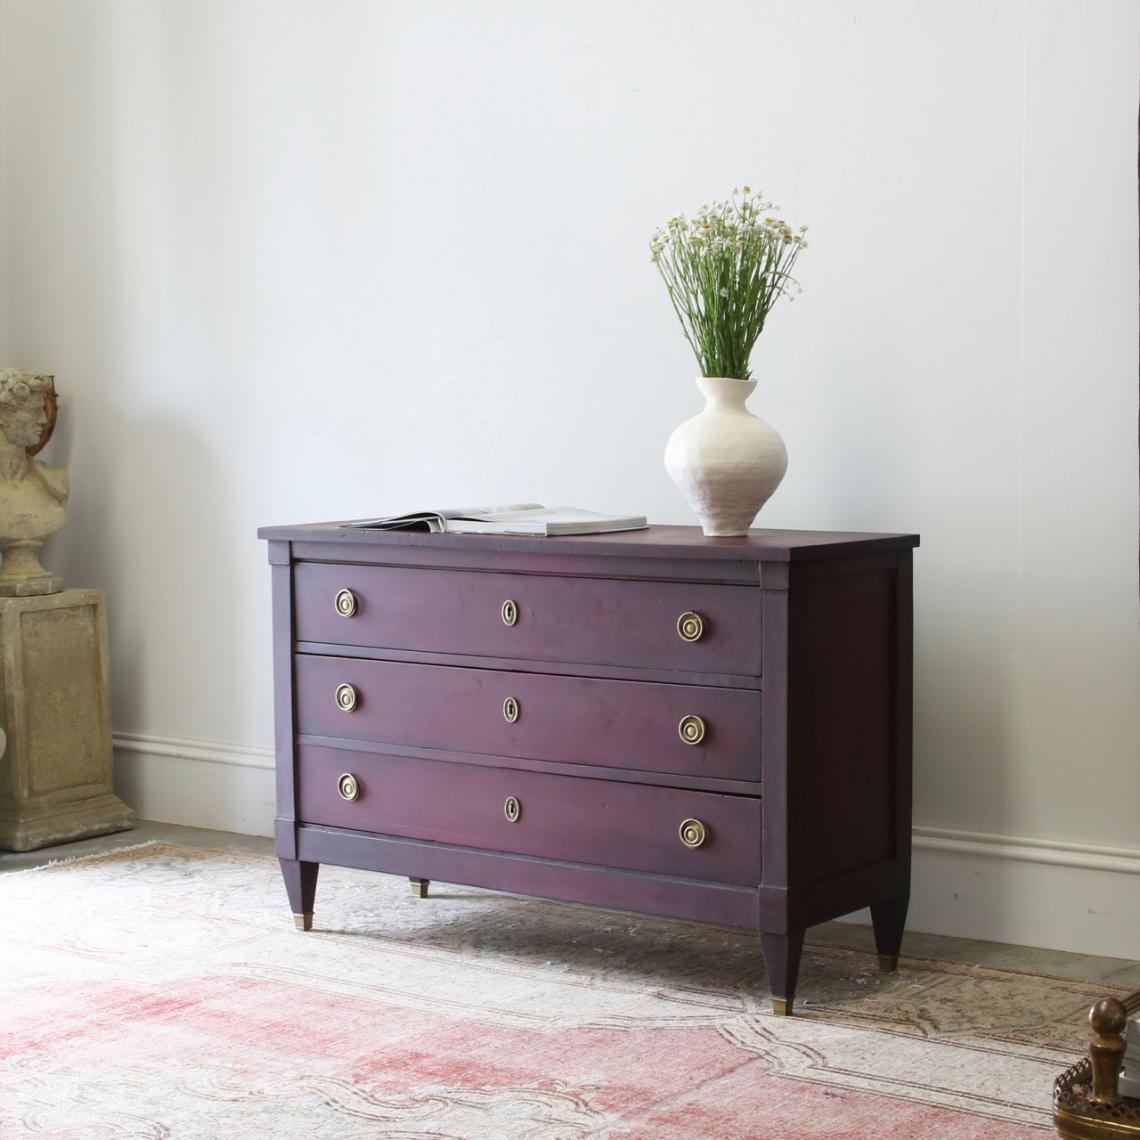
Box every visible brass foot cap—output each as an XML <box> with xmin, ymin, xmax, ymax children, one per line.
<box><xmin>409</xmin><ymin>879</ymin><xmax>429</xmax><ymax>898</ymax></box>
<box><xmin>878</xmin><ymin>953</ymin><xmax>899</xmax><ymax>973</ymax></box>
<box><xmin>293</xmin><ymin>912</ymin><xmax>313</xmax><ymax>931</ymax></box>
<box><xmin>771</xmin><ymin>997</ymin><xmax>793</xmax><ymax>1016</ymax></box>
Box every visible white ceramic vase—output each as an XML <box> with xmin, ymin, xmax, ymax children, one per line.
<box><xmin>664</xmin><ymin>376</ymin><xmax>788</xmax><ymax>537</ymax></box>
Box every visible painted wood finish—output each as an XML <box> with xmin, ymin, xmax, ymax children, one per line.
<box><xmin>262</xmin><ymin>522</ymin><xmax>919</xmax><ymax>1014</ymax></box>
<box><xmin>295</xmin><ymin>562</ymin><xmax>764</xmax><ymax>676</ymax></box>
<box><xmin>296</xmin><ymin>745</ymin><xmax>762</xmax><ymax>884</ymax></box>
<box><xmin>294</xmin><ymin>655</ymin><xmax>763</xmax><ymax>782</ymax></box>
<box><xmin>293</xmin><ymin>827</ymin><xmax>761</xmax><ymax>930</ymax></box>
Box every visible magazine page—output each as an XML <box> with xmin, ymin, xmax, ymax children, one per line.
<box><xmin>341</xmin><ymin>504</ymin><xmax>544</xmax><ymax>531</ymax></box>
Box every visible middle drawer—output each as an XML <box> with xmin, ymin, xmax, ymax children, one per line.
<box><xmin>295</xmin><ymin>655</ymin><xmax>762</xmax><ymax>783</ymax></box>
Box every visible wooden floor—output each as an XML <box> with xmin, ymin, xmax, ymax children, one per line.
<box><xmin>3</xmin><ymin>819</ymin><xmax>1138</xmax><ymax>990</ymax></box>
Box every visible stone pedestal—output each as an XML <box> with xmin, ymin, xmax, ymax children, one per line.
<box><xmin>0</xmin><ymin>589</ymin><xmax>134</xmax><ymax>851</ymax></box>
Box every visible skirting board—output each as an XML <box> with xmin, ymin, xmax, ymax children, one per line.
<box><xmin>112</xmin><ymin>732</ymin><xmax>1140</xmax><ymax>960</ymax></box>
<box><xmin>113</xmin><ymin>731</ymin><xmax>275</xmax><ymax>841</ymax></box>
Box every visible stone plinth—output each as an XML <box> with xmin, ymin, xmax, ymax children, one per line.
<box><xmin>0</xmin><ymin>589</ymin><xmax>134</xmax><ymax>850</ymax></box>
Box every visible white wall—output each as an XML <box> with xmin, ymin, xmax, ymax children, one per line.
<box><xmin>1</xmin><ymin>1</ymin><xmax>1137</xmax><ymax>954</ymax></box>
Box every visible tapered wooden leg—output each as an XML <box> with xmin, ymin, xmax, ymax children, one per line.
<box><xmin>409</xmin><ymin>878</ymin><xmax>429</xmax><ymax>898</ymax></box>
<box><xmin>760</xmin><ymin>928</ymin><xmax>805</xmax><ymax>1016</ymax></box>
<box><xmin>280</xmin><ymin>858</ymin><xmax>319</xmax><ymax>931</ymax></box>
<box><xmin>870</xmin><ymin>893</ymin><xmax>909</xmax><ymax>972</ymax></box>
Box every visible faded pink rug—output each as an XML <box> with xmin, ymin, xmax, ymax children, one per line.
<box><xmin>0</xmin><ymin>844</ymin><xmax>1119</xmax><ymax>1137</ymax></box>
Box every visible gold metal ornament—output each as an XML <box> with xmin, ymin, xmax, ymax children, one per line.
<box><xmin>334</xmin><ymin>588</ymin><xmax>357</xmax><ymax>617</ymax></box>
<box><xmin>337</xmin><ymin>772</ymin><xmax>360</xmax><ymax>801</ymax></box>
<box><xmin>679</xmin><ymin>818</ymin><xmax>707</xmax><ymax>848</ymax></box>
<box><xmin>1052</xmin><ymin>993</ymin><xmax>1140</xmax><ymax>1137</ymax></box>
<box><xmin>501</xmin><ymin>599</ymin><xmax>518</xmax><ymax>626</ymax></box>
<box><xmin>335</xmin><ymin>683</ymin><xmax>358</xmax><ymax>712</ymax></box>
<box><xmin>677</xmin><ymin>611</ymin><xmax>704</xmax><ymax>642</ymax></box>
<box><xmin>504</xmin><ymin>795</ymin><xmax>521</xmax><ymax>823</ymax></box>
<box><xmin>503</xmin><ymin>696</ymin><xmax>520</xmax><ymax>724</ymax></box>
<box><xmin>678</xmin><ymin>714</ymin><xmax>706</xmax><ymax>745</ymax></box>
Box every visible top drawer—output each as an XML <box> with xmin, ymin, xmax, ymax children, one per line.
<box><xmin>293</xmin><ymin>563</ymin><xmax>763</xmax><ymax>676</ymax></box>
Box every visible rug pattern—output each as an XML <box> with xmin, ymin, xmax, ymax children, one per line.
<box><xmin>0</xmin><ymin>843</ymin><xmax>1124</xmax><ymax>1138</ymax></box>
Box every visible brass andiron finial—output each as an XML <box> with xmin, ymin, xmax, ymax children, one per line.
<box><xmin>1053</xmin><ymin>990</ymin><xmax>1140</xmax><ymax>1138</ymax></box>
<box><xmin>1088</xmin><ymin>998</ymin><xmax>1128</xmax><ymax>1105</ymax></box>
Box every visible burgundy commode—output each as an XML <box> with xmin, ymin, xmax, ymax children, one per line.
<box><xmin>259</xmin><ymin>521</ymin><xmax>919</xmax><ymax>1015</ymax></box>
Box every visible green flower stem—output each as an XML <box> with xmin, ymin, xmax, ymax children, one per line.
<box><xmin>650</xmin><ymin>188</ymin><xmax>806</xmax><ymax>380</ymax></box>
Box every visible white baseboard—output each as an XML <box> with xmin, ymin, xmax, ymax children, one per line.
<box><xmin>112</xmin><ymin>733</ymin><xmax>1140</xmax><ymax>960</ymax></box>
<box><xmin>113</xmin><ymin>731</ymin><xmax>276</xmax><ymax>839</ymax></box>
<box><xmin>882</xmin><ymin>825</ymin><xmax>1140</xmax><ymax>960</ymax></box>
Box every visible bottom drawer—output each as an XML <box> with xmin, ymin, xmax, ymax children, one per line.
<box><xmin>297</xmin><ymin>746</ymin><xmax>762</xmax><ymax>886</ymax></box>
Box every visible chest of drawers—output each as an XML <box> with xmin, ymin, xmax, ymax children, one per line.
<box><xmin>259</xmin><ymin>522</ymin><xmax>918</xmax><ymax>1014</ymax></box>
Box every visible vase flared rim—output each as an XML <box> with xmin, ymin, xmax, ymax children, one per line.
<box><xmin>695</xmin><ymin>375</ymin><xmax>757</xmax><ymax>397</ymax></box>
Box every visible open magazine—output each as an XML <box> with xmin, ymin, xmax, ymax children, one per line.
<box><xmin>341</xmin><ymin>503</ymin><xmax>648</xmax><ymax>537</ymax></box>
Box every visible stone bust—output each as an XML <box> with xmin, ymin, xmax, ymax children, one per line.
<box><xmin>0</xmin><ymin>370</ymin><xmax>67</xmax><ymax>595</ymax></box>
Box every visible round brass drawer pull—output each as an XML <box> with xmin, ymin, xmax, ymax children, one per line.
<box><xmin>503</xmin><ymin>696</ymin><xmax>520</xmax><ymax>724</ymax></box>
<box><xmin>504</xmin><ymin>795</ymin><xmax>521</xmax><ymax>823</ymax></box>
<box><xmin>679</xmin><ymin>818</ymin><xmax>707</xmax><ymax>848</ymax></box>
<box><xmin>501</xmin><ymin>599</ymin><xmax>518</xmax><ymax>627</ymax></box>
<box><xmin>337</xmin><ymin>772</ymin><xmax>360</xmax><ymax>801</ymax></box>
<box><xmin>678</xmin><ymin>714</ymin><xmax>706</xmax><ymax>745</ymax></box>
<box><xmin>335</xmin><ymin>683</ymin><xmax>358</xmax><ymax>712</ymax></box>
<box><xmin>334</xmin><ymin>588</ymin><xmax>357</xmax><ymax>617</ymax></box>
<box><xmin>677</xmin><ymin>611</ymin><xmax>704</xmax><ymax>642</ymax></box>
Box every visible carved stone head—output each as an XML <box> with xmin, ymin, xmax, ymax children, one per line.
<box><xmin>0</xmin><ymin>371</ymin><xmax>53</xmax><ymax>450</ymax></box>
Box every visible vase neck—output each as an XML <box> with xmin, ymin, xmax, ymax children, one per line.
<box><xmin>696</xmin><ymin>376</ymin><xmax>756</xmax><ymax>409</ymax></box>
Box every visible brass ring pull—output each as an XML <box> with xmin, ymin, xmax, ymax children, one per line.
<box><xmin>337</xmin><ymin>772</ymin><xmax>360</xmax><ymax>801</ymax></box>
<box><xmin>678</xmin><ymin>714</ymin><xmax>706</xmax><ymax>745</ymax></box>
<box><xmin>677</xmin><ymin>611</ymin><xmax>704</xmax><ymax>642</ymax></box>
<box><xmin>504</xmin><ymin>795</ymin><xmax>521</xmax><ymax>823</ymax></box>
<box><xmin>334</xmin><ymin>588</ymin><xmax>357</xmax><ymax>617</ymax></box>
<box><xmin>335</xmin><ymin>683</ymin><xmax>358</xmax><ymax>712</ymax></box>
<box><xmin>503</xmin><ymin>696</ymin><xmax>520</xmax><ymax>724</ymax></box>
<box><xmin>679</xmin><ymin>818</ymin><xmax>707</xmax><ymax>848</ymax></box>
<box><xmin>501</xmin><ymin>599</ymin><xmax>518</xmax><ymax>627</ymax></box>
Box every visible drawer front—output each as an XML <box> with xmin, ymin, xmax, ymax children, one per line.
<box><xmin>295</xmin><ymin>655</ymin><xmax>762</xmax><ymax>783</ymax></box>
<box><xmin>294</xmin><ymin>562</ymin><xmax>762</xmax><ymax>676</ymax></box>
<box><xmin>297</xmin><ymin>746</ymin><xmax>762</xmax><ymax>884</ymax></box>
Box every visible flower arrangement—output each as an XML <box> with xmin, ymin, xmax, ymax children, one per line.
<box><xmin>650</xmin><ymin>186</ymin><xmax>807</xmax><ymax>381</ymax></box>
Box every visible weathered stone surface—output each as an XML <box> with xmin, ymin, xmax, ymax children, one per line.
<box><xmin>0</xmin><ymin>589</ymin><xmax>134</xmax><ymax>851</ymax></box>
<box><xmin>0</xmin><ymin>370</ymin><xmax>68</xmax><ymax>596</ymax></box>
